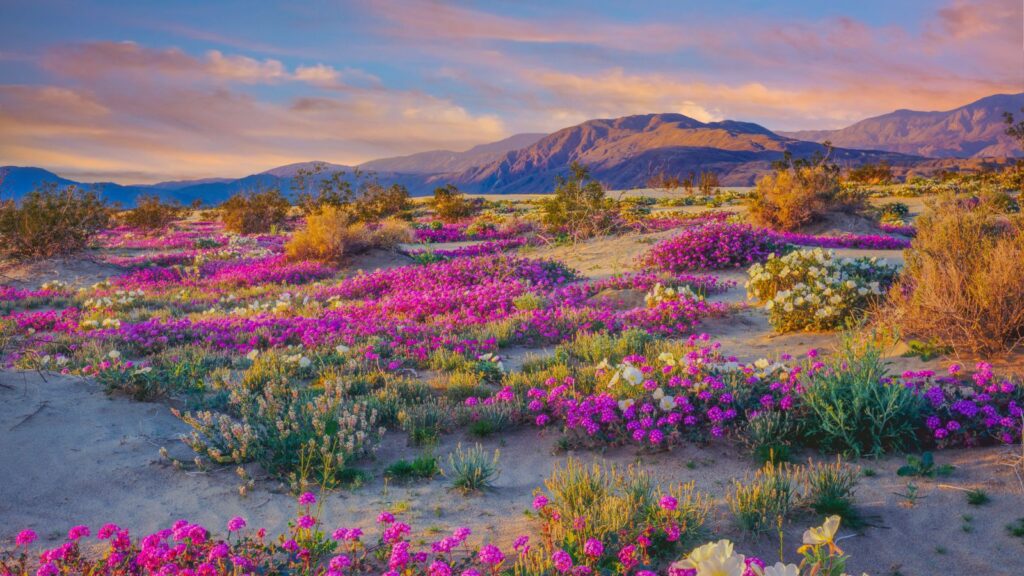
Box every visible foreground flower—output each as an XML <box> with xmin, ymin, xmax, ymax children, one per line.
<box><xmin>800</xmin><ymin>515</ymin><xmax>841</xmax><ymax>554</ymax></box>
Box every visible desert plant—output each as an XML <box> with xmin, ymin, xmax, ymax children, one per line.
<box><xmin>798</xmin><ymin>336</ymin><xmax>924</xmax><ymax>456</ymax></box>
<box><xmin>384</xmin><ymin>452</ymin><xmax>439</xmax><ymax>482</ymax></box>
<box><xmin>219</xmin><ymin>188</ymin><xmax>291</xmax><ymax>234</ymax></box>
<box><xmin>122</xmin><ymin>195</ymin><xmax>182</xmax><ymax>229</ymax></box>
<box><xmin>742</xmin><ymin>410</ymin><xmax>795</xmax><ymax>464</ymax></box>
<box><xmin>890</xmin><ymin>198</ymin><xmax>1024</xmax><ymax>354</ymax></box>
<box><xmin>443</xmin><ymin>443</ymin><xmax>500</xmax><ymax>492</ymax></box>
<box><xmin>896</xmin><ymin>452</ymin><xmax>954</xmax><ymax>478</ymax></box>
<box><xmin>727</xmin><ymin>461</ymin><xmax>796</xmax><ymax>534</ymax></box>
<box><xmin>432</xmin><ymin>184</ymin><xmax>476</xmax><ymax>221</ymax></box>
<box><xmin>801</xmin><ymin>458</ymin><xmax>860</xmax><ymax>522</ymax></box>
<box><xmin>285</xmin><ymin>205</ymin><xmax>366</xmax><ymax>262</ymax></box>
<box><xmin>0</xmin><ymin>185</ymin><xmax>109</xmax><ymax>260</ymax></box>
<box><xmin>747</xmin><ymin>248</ymin><xmax>897</xmax><ymax>332</ymax></box>
<box><xmin>640</xmin><ymin>221</ymin><xmax>780</xmax><ymax>272</ymax></box>
<box><xmin>539</xmin><ymin>162</ymin><xmax>617</xmax><ymax>241</ymax></box>
<box><xmin>291</xmin><ymin>162</ymin><xmax>354</xmax><ymax>214</ymax></box>
<box><xmin>748</xmin><ymin>146</ymin><xmax>862</xmax><ymax>230</ymax></box>
<box><xmin>353</xmin><ymin>182</ymin><xmax>411</xmax><ymax>221</ymax></box>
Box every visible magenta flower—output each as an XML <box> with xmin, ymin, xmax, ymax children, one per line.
<box><xmin>227</xmin><ymin>516</ymin><xmax>246</xmax><ymax>532</ymax></box>
<box><xmin>477</xmin><ymin>544</ymin><xmax>505</xmax><ymax>566</ymax></box>
<box><xmin>67</xmin><ymin>525</ymin><xmax>90</xmax><ymax>541</ymax></box>
<box><xmin>297</xmin><ymin>515</ymin><xmax>316</xmax><ymax>529</ymax></box>
<box><xmin>582</xmin><ymin>538</ymin><xmax>604</xmax><ymax>558</ymax></box>
<box><xmin>532</xmin><ymin>494</ymin><xmax>549</xmax><ymax>510</ymax></box>
<box><xmin>15</xmin><ymin>529</ymin><xmax>36</xmax><ymax>547</ymax></box>
<box><xmin>298</xmin><ymin>492</ymin><xmax>317</xmax><ymax>506</ymax></box>
<box><xmin>552</xmin><ymin>549</ymin><xmax>573</xmax><ymax>573</ymax></box>
<box><xmin>659</xmin><ymin>495</ymin><xmax>678</xmax><ymax>511</ymax></box>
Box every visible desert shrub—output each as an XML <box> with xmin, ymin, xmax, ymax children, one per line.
<box><xmin>742</xmin><ymin>410</ymin><xmax>796</xmax><ymax>465</ymax></box>
<box><xmin>0</xmin><ymin>185</ymin><xmax>109</xmax><ymax>260</ymax></box>
<box><xmin>432</xmin><ymin>184</ymin><xmax>476</xmax><ymax>221</ymax></box>
<box><xmin>539</xmin><ymin>162</ymin><xmax>617</xmax><ymax>241</ymax></box>
<box><xmin>174</xmin><ymin>356</ymin><xmax>383</xmax><ymax>486</ymax></box>
<box><xmin>219</xmin><ymin>188</ymin><xmax>291</xmax><ymax>234</ymax></box>
<box><xmin>746</xmin><ymin>248</ymin><xmax>897</xmax><ymax>332</ymax></box>
<box><xmin>979</xmin><ymin>188</ymin><xmax>1020</xmax><ymax>213</ymax></box>
<box><xmin>353</xmin><ymin>182</ymin><xmax>411</xmax><ymax>221</ymax></box>
<box><xmin>291</xmin><ymin>162</ymin><xmax>354</xmax><ymax>214</ymax></box>
<box><xmin>748</xmin><ymin>149</ymin><xmax>864</xmax><ymax>230</ymax></box>
<box><xmin>286</xmin><ymin>207</ymin><xmax>411</xmax><ymax>262</ymax></box>
<box><xmin>727</xmin><ymin>461</ymin><xmax>796</xmax><ymax>534</ymax></box>
<box><xmin>640</xmin><ymin>221</ymin><xmax>781</xmax><ymax>272</ymax></box>
<box><xmin>539</xmin><ymin>458</ymin><xmax>711</xmax><ymax>561</ymax></box>
<box><xmin>891</xmin><ymin>200</ymin><xmax>1024</xmax><ymax>354</ymax></box>
<box><xmin>875</xmin><ymin>201</ymin><xmax>909</xmax><ymax>224</ymax></box>
<box><xmin>443</xmin><ymin>443</ymin><xmax>500</xmax><ymax>492</ymax></box>
<box><xmin>399</xmin><ymin>401</ymin><xmax>455</xmax><ymax>446</ymax></box>
<box><xmin>845</xmin><ymin>161</ymin><xmax>893</xmax><ymax>185</ymax></box>
<box><xmin>798</xmin><ymin>336</ymin><xmax>923</xmax><ymax>456</ymax></box>
<box><xmin>123</xmin><ymin>195</ymin><xmax>182</xmax><ymax>229</ymax></box>
<box><xmin>801</xmin><ymin>458</ymin><xmax>860</xmax><ymax>522</ymax></box>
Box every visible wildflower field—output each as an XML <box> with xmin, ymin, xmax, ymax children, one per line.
<box><xmin>1</xmin><ymin>177</ymin><xmax>1023</xmax><ymax>576</ymax></box>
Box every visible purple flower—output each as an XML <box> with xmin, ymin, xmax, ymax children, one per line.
<box><xmin>583</xmin><ymin>538</ymin><xmax>604</xmax><ymax>558</ymax></box>
<box><xmin>298</xmin><ymin>492</ymin><xmax>317</xmax><ymax>506</ymax></box>
<box><xmin>227</xmin><ymin>516</ymin><xmax>246</xmax><ymax>532</ymax></box>
<box><xmin>552</xmin><ymin>549</ymin><xmax>574</xmax><ymax>573</ymax></box>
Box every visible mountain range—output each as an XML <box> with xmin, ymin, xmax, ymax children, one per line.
<box><xmin>2</xmin><ymin>93</ymin><xmax>1020</xmax><ymax>205</ymax></box>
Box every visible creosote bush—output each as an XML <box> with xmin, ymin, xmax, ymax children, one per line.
<box><xmin>539</xmin><ymin>162</ymin><xmax>617</xmax><ymax>241</ymax></box>
<box><xmin>219</xmin><ymin>188</ymin><xmax>291</xmax><ymax>234</ymax></box>
<box><xmin>0</xmin><ymin>185</ymin><xmax>109</xmax><ymax>260</ymax></box>
<box><xmin>890</xmin><ymin>198</ymin><xmax>1024</xmax><ymax>354</ymax></box>
<box><xmin>432</xmin><ymin>184</ymin><xmax>476</xmax><ymax>222</ymax></box>
<box><xmin>122</xmin><ymin>195</ymin><xmax>182</xmax><ymax>230</ymax></box>
<box><xmin>285</xmin><ymin>206</ymin><xmax>412</xmax><ymax>262</ymax></box>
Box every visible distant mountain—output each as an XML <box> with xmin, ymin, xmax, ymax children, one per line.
<box><xmin>0</xmin><ymin>166</ymin><xmax>160</xmax><ymax>205</ymax></box>
<box><xmin>780</xmin><ymin>93</ymin><xmax>1024</xmax><ymax>158</ymax></box>
<box><xmin>359</xmin><ymin>133</ymin><xmax>545</xmax><ymax>174</ymax></box>
<box><xmin>441</xmin><ymin>113</ymin><xmax>917</xmax><ymax>192</ymax></box>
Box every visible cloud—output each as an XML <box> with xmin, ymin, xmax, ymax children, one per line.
<box><xmin>1</xmin><ymin>42</ymin><xmax>507</xmax><ymax>182</ymax></box>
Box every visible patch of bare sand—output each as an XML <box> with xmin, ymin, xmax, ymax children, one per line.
<box><xmin>0</xmin><ymin>252</ymin><xmax>124</xmax><ymax>289</ymax></box>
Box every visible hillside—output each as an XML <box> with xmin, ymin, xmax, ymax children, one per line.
<box><xmin>359</xmin><ymin>133</ymin><xmax>545</xmax><ymax>174</ymax></box>
<box><xmin>444</xmin><ymin>113</ymin><xmax>916</xmax><ymax>192</ymax></box>
<box><xmin>781</xmin><ymin>93</ymin><xmax>1024</xmax><ymax>158</ymax></box>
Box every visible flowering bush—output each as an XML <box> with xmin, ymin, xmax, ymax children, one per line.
<box><xmin>746</xmin><ymin>249</ymin><xmax>897</xmax><ymax>332</ymax></box>
<box><xmin>640</xmin><ymin>222</ymin><xmax>781</xmax><ymax>272</ymax></box>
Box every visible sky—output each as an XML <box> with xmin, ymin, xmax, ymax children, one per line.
<box><xmin>0</xmin><ymin>0</ymin><xmax>1021</xmax><ymax>184</ymax></box>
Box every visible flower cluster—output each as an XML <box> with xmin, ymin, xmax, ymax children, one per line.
<box><xmin>746</xmin><ymin>248</ymin><xmax>898</xmax><ymax>332</ymax></box>
<box><xmin>640</xmin><ymin>222</ymin><xmax>781</xmax><ymax>272</ymax></box>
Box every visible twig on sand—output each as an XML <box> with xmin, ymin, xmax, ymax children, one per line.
<box><xmin>9</xmin><ymin>400</ymin><xmax>49</xmax><ymax>431</ymax></box>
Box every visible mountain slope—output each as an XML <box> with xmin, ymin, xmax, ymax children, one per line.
<box><xmin>781</xmin><ymin>93</ymin><xmax>1024</xmax><ymax>158</ymax></box>
<box><xmin>359</xmin><ymin>133</ymin><xmax>545</xmax><ymax>174</ymax></box>
<box><xmin>444</xmin><ymin>113</ymin><xmax>917</xmax><ymax>193</ymax></box>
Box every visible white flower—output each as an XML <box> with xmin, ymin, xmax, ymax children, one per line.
<box><xmin>659</xmin><ymin>395</ymin><xmax>676</xmax><ymax>411</ymax></box>
<box><xmin>754</xmin><ymin>358</ymin><xmax>770</xmax><ymax>370</ymax></box>
<box><xmin>108</xmin><ymin>350</ymin><xmax>121</xmax><ymax>360</ymax></box>
<box><xmin>759</xmin><ymin>562</ymin><xmax>800</xmax><ymax>576</ymax></box>
<box><xmin>621</xmin><ymin>365</ymin><xmax>643</xmax><ymax>386</ymax></box>
<box><xmin>653</xmin><ymin>387</ymin><xmax>665</xmax><ymax>400</ymax></box>
<box><xmin>617</xmin><ymin>398</ymin><xmax>635</xmax><ymax>411</ymax></box>
<box><xmin>246</xmin><ymin>349</ymin><xmax>259</xmax><ymax>361</ymax></box>
<box><xmin>298</xmin><ymin>357</ymin><xmax>312</xmax><ymax>369</ymax></box>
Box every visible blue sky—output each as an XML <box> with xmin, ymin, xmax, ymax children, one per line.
<box><xmin>1</xmin><ymin>0</ymin><xmax>1020</xmax><ymax>183</ymax></box>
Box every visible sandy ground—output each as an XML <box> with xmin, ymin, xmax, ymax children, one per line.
<box><xmin>2</xmin><ymin>371</ymin><xmax>1022</xmax><ymax>575</ymax></box>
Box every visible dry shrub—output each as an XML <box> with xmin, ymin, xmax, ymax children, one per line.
<box><xmin>220</xmin><ymin>188</ymin><xmax>291</xmax><ymax>234</ymax></box>
<box><xmin>0</xmin><ymin>185</ymin><xmax>109</xmax><ymax>260</ymax></box>
<box><xmin>285</xmin><ymin>206</ymin><xmax>410</xmax><ymax>262</ymax></box>
<box><xmin>432</xmin><ymin>184</ymin><xmax>476</xmax><ymax>222</ymax></box>
<box><xmin>123</xmin><ymin>195</ymin><xmax>182</xmax><ymax>229</ymax></box>
<box><xmin>891</xmin><ymin>198</ymin><xmax>1024</xmax><ymax>354</ymax></box>
<box><xmin>749</xmin><ymin>167</ymin><xmax>838</xmax><ymax>230</ymax></box>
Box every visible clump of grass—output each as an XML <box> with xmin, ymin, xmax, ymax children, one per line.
<box><xmin>384</xmin><ymin>452</ymin><xmax>439</xmax><ymax>483</ymax></box>
<box><xmin>801</xmin><ymin>457</ymin><xmax>861</xmax><ymax>524</ymax></box>
<box><xmin>1006</xmin><ymin>518</ymin><xmax>1024</xmax><ymax>539</ymax></box>
<box><xmin>742</xmin><ymin>411</ymin><xmax>794</xmax><ymax>465</ymax></box>
<box><xmin>444</xmin><ymin>443</ymin><xmax>500</xmax><ymax>493</ymax></box>
<box><xmin>728</xmin><ymin>461</ymin><xmax>796</xmax><ymax>534</ymax></box>
<box><xmin>965</xmin><ymin>489</ymin><xmax>991</xmax><ymax>506</ymax></box>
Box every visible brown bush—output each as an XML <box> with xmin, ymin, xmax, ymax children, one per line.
<box><xmin>219</xmin><ymin>188</ymin><xmax>291</xmax><ymax>234</ymax></box>
<box><xmin>285</xmin><ymin>206</ymin><xmax>410</xmax><ymax>262</ymax></box>
<box><xmin>0</xmin><ymin>185</ymin><xmax>109</xmax><ymax>260</ymax></box>
<box><xmin>353</xmin><ymin>182</ymin><xmax>411</xmax><ymax>221</ymax></box>
<box><xmin>123</xmin><ymin>195</ymin><xmax>182</xmax><ymax>229</ymax></box>
<box><xmin>889</xmin><ymin>198</ymin><xmax>1024</xmax><ymax>354</ymax></box>
<box><xmin>747</xmin><ymin>163</ymin><xmax>866</xmax><ymax>231</ymax></box>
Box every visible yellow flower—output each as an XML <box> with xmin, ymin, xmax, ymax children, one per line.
<box><xmin>672</xmin><ymin>540</ymin><xmax>745</xmax><ymax>576</ymax></box>
<box><xmin>757</xmin><ymin>562</ymin><xmax>800</xmax><ymax>576</ymax></box>
<box><xmin>799</xmin><ymin>515</ymin><xmax>842</xmax><ymax>555</ymax></box>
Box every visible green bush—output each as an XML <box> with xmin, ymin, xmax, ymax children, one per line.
<box><xmin>123</xmin><ymin>195</ymin><xmax>182</xmax><ymax>229</ymax></box>
<box><xmin>219</xmin><ymin>188</ymin><xmax>291</xmax><ymax>234</ymax></box>
<box><xmin>0</xmin><ymin>185</ymin><xmax>109</xmax><ymax>260</ymax></box>
<box><xmin>384</xmin><ymin>452</ymin><xmax>439</xmax><ymax>482</ymax></box>
<box><xmin>801</xmin><ymin>458</ymin><xmax>860</xmax><ymax>522</ymax></box>
<box><xmin>432</xmin><ymin>184</ymin><xmax>476</xmax><ymax>222</ymax></box>
<box><xmin>353</xmin><ymin>182</ymin><xmax>411</xmax><ymax>221</ymax></box>
<box><xmin>539</xmin><ymin>162</ymin><xmax>617</xmax><ymax>241</ymax></box>
<box><xmin>799</xmin><ymin>336</ymin><xmax>924</xmax><ymax>456</ymax></box>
